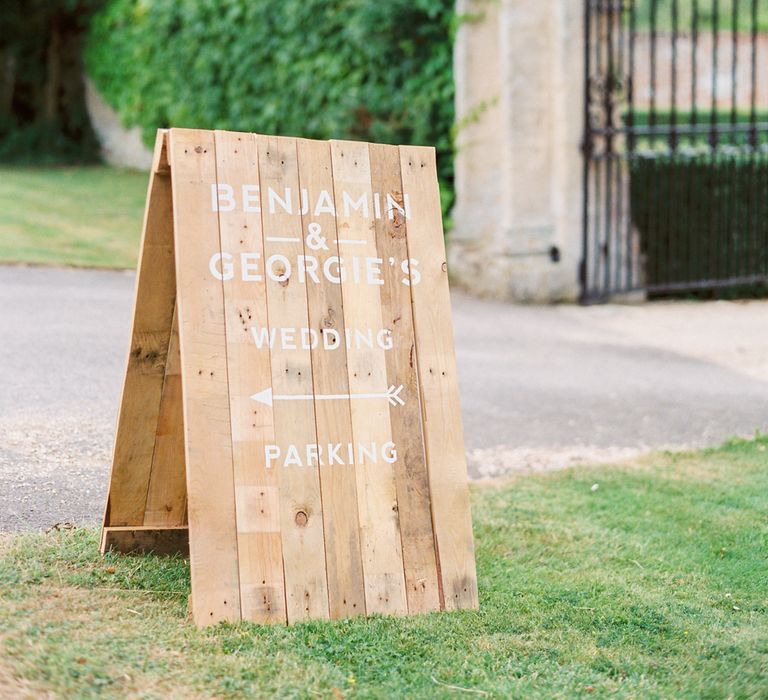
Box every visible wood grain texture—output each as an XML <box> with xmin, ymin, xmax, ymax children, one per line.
<box><xmin>215</xmin><ymin>130</ymin><xmax>287</xmax><ymax>624</ymax></box>
<box><xmin>143</xmin><ymin>304</ymin><xmax>187</xmax><ymax>526</ymax></box>
<box><xmin>399</xmin><ymin>145</ymin><xmax>478</xmax><ymax>611</ymax></box>
<box><xmin>103</xmin><ymin>129</ymin><xmax>477</xmax><ymax>627</ymax></box>
<box><xmin>152</xmin><ymin>129</ymin><xmax>170</xmax><ymax>174</ymax></box>
<box><xmin>297</xmin><ymin>138</ymin><xmax>367</xmax><ymax>619</ymax></box>
<box><xmin>102</xmin><ymin>526</ymin><xmax>189</xmax><ymax>556</ymax></box>
<box><xmin>369</xmin><ymin>143</ymin><xmax>441</xmax><ymax>614</ymax></box>
<box><xmin>104</xmin><ymin>130</ymin><xmax>176</xmax><ymax>528</ymax></box>
<box><xmin>169</xmin><ymin>127</ymin><xmax>242</xmax><ymax>625</ymax></box>
<box><xmin>258</xmin><ymin>134</ymin><xmax>330</xmax><ymax>623</ymax></box>
<box><xmin>330</xmin><ymin>139</ymin><xmax>407</xmax><ymax>616</ymax></box>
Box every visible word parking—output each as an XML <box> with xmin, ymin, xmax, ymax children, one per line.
<box><xmin>264</xmin><ymin>441</ymin><xmax>398</xmax><ymax>469</ymax></box>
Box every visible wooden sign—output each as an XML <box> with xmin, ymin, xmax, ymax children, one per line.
<box><xmin>101</xmin><ymin>128</ymin><xmax>478</xmax><ymax>626</ymax></box>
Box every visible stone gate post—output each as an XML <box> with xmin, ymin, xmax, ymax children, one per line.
<box><xmin>450</xmin><ymin>0</ymin><xmax>584</xmax><ymax>302</ymax></box>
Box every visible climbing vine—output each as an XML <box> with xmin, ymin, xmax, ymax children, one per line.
<box><xmin>86</xmin><ymin>0</ymin><xmax>457</xmax><ymax>215</ymax></box>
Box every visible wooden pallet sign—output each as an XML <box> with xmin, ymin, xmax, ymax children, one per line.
<box><xmin>101</xmin><ymin>128</ymin><xmax>478</xmax><ymax>626</ymax></box>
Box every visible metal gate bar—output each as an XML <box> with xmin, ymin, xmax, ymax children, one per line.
<box><xmin>582</xmin><ymin>0</ymin><xmax>768</xmax><ymax>303</ymax></box>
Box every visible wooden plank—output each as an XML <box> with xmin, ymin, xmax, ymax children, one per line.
<box><xmin>143</xmin><ymin>304</ymin><xmax>187</xmax><ymax>526</ymax></box>
<box><xmin>152</xmin><ymin>129</ymin><xmax>170</xmax><ymax>174</ymax></box>
<box><xmin>296</xmin><ymin>138</ymin><xmax>366</xmax><ymax>619</ymax></box>
<box><xmin>104</xmin><ymin>130</ymin><xmax>176</xmax><ymax>528</ymax></box>
<box><xmin>169</xmin><ymin>128</ymin><xmax>242</xmax><ymax>625</ymax></box>
<box><xmin>102</xmin><ymin>527</ymin><xmax>189</xmax><ymax>556</ymax></box>
<box><xmin>368</xmin><ymin>143</ymin><xmax>441</xmax><ymax>614</ymax></box>
<box><xmin>257</xmin><ymin>134</ymin><xmax>330</xmax><ymax>623</ymax></box>
<box><xmin>330</xmin><ymin>140</ymin><xmax>407</xmax><ymax>616</ymax></box>
<box><xmin>399</xmin><ymin>145</ymin><xmax>478</xmax><ymax>611</ymax></box>
<box><xmin>214</xmin><ymin>130</ymin><xmax>287</xmax><ymax>624</ymax></box>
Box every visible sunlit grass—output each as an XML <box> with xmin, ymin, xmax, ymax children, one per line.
<box><xmin>0</xmin><ymin>166</ymin><xmax>146</xmax><ymax>268</ymax></box>
<box><xmin>1</xmin><ymin>436</ymin><xmax>767</xmax><ymax>698</ymax></box>
<box><xmin>630</xmin><ymin>0</ymin><xmax>768</xmax><ymax>33</ymax></box>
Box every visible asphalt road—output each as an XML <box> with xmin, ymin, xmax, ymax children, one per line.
<box><xmin>1</xmin><ymin>264</ymin><xmax>766</xmax><ymax>530</ymax></box>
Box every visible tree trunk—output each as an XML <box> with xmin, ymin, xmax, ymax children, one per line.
<box><xmin>43</xmin><ymin>17</ymin><xmax>62</xmax><ymax>124</ymax></box>
<box><xmin>0</xmin><ymin>48</ymin><xmax>17</xmax><ymax>119</ymax></box>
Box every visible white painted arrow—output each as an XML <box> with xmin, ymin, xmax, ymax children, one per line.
<box><xmin>250</xmin><ymin>384</ymin><xmax>405</xmax><ymax>407</ymax></box>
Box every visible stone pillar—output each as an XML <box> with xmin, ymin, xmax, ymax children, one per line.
<box><xmin>450</xmin><ymin>0</ymin><xmax>584</xmax><ymax>302</ymax></box>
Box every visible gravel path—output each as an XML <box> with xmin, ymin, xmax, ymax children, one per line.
<box><xmin>1</xmin><ymin>264</ymin><xmax>766</xmax><ymax>531</ymax></box>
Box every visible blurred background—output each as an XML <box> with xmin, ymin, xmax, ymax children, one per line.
<box><xmin>0</xmin><ymin>0</ymin><xmax>455</xmax><ymax>269</ymax></box>
<box><xmin>0</xmin><ymin>0</ymin><xmax>766</xmax><ymax>301</ymax></box>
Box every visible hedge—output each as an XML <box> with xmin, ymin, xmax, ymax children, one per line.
<box><xmin>629</xmin><ymin>149</ymin><xmax>768</xmax><ymax>295</ymax></box>
<box><xmin>85</xmin><ymin>0</ymin><xmax>457</xmax><ymax>216</ymax></box>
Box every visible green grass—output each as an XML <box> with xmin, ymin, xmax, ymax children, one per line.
<box><xmin>0</xmin><ymin>166</ymin><xmax>146</xmax><ymax>268</ymax></box>
<box><xmin>626</xmin><ymin>110</ymin><xmax>768</xmax><ymax>151</ymax></box>
<box><xmin>630</xmin><ymin>0</ymin><xmax>768</xmax><ymax>33</ymax></box>
<box><xmin>1</xmin><ymin>437</ymin><xmax>767</xmax><ymax>698</ymax></box>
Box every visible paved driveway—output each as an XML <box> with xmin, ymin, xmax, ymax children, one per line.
<box><xmin>1</xmin><ymin>264</ymin><xmax>766</xmax><ymax>530</ymax></box>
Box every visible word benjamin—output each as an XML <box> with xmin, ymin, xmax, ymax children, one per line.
<box><xmin>212</xmin><ymin>185</ymin><xmax>411</xmax><ymax>220</ymax></box>
<box><xmin>265</xmin><ymin>441</ymin><xmax>398</xmax><ymax>468</ymax></box>
<box><xmin>251</xmin><ymin>326</ymin><xmax>393</xmax><ymax>351</ymax></box>
<box><xmin>209</xmin><ymin>252</ymin><xmax>420</xmax><ymax>286</ymax></box>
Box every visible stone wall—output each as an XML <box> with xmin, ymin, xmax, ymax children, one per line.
<box><xmin>84</xmin><ymin>77</ymin><xmax>152</xmax><ymax>170</ymax></box>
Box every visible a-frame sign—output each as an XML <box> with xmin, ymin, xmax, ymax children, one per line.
<box><xmin>101</xmin><ymin>128</ymin><xmax>478</xmax><ymax>626</ymax></box>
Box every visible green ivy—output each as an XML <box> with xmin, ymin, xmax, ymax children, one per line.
<box><xmin>85</xmin><ymin>0</ymin><xmax>456</xmax><ymax>217</ymax></box>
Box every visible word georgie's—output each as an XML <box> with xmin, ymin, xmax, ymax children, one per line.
<box><xmin>209</xmin><ymin>222</ymin><xmax>420</xmax><ymax>286</ymax></box>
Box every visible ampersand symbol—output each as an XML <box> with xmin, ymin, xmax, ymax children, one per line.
<box><xmin>305</xmin><ymin>223</ymin><xmax>328</xmax><ymax>251</ymax></box>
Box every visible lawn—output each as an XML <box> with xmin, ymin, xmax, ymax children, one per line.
<box><xmin>0</xmin><ymin>166</ymin><xmax>146</xmax><ymax>268</ymax></box>
<box><xmin>1</xmin><ymin>437</ymin><xmax>766</xmax><ymax>698</ymax></box>
<box><xmin>631</xmin><ymin>0</ymin><xmax>768</xmax><ymax>32</ymax></box>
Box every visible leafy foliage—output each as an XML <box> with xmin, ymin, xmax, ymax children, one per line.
<box><xmin>85</xmin><ymin>0</ymin><xmax>456</xmax><ymax>215</ymax></box>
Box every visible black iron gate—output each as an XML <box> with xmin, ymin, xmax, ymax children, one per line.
<box><xmin>582</xmin><ymin>0</ymin><xmax>768</xmax><ymax>302</ymax></box>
